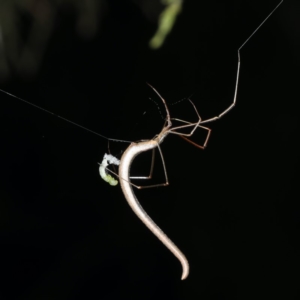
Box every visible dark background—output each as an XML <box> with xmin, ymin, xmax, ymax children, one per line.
<box><xmin>1</xmin><ymin>0</ymin><xmax>299</xmax><ymax>299</ymax></box>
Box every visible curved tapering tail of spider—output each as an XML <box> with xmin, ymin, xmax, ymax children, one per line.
<box><xmin>119</xmin><ymin>139</ymin><xmax>189</xmax><ymax>280</ymax></box>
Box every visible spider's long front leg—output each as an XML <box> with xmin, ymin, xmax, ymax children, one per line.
<box><xmin>199</xmin><ymin>0</ymin><xmax>284</xmax><ymax>126</ymax></box>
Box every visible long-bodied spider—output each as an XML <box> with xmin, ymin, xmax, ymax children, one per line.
<box><xmin>99</xmin><ymin>0</ymin><xmax>283</xmax><ymax>280</ymax></box>
<box><xmin>0</xmin><ymin>0</ymin><xmax>283</xmax><ymax>281</ymax></box>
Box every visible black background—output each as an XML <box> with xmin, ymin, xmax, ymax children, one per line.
<box><xmin>1</xmin><ymin>0</ymin><xmax>299</xmax><ymax>299</ymax></box>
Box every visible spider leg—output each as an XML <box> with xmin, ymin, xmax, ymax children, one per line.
<box><xmin>168</xmin><ymin>99</ymin><xmax>202</xmax><ymax>137</ymax></box>
<box><xmin>164</xmin><ymin>98</ymin><xmax>212</xmax><ymax>148</ymax></box>
<box><xmin>200</xmin><ymin>51</ymin><xmax>240</xmax><ymax>125</ymax></box>
<box><xmin>105</xmin><ymin>143</ymin><xmax>169</xmax><ymax>190</ymax></box>
<box><xmin>130</xmin><ymin>148</ymin><xmax>155</xmax><ymax>180</ymax></box>
<box><xmin>199</xmin><ymin>1</ymin><xmax>283</xmax><ymax>125</ymax></box>
<box><xmin>179</xmin><ymin>125</ymin><xmax>211</xmax><ymax>149</ymax></box>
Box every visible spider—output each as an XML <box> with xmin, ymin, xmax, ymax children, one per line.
<box><xmin>99</xmin><ymin>1</ymin><xmax>283</xmax><ymax>280</ymax></box>
<box><xmin>0</xmin><ymin>0</ymin><xmax>283</xmax><ymax>281</ymax></box>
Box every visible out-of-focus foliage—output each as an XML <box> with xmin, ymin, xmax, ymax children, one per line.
<box><xmin>149</xmin><ymin>0</ymin><xmax>182</xmax><ymax>49</ymax></box>
<box><xmin>0</xmin><ymin>0</ymin><xmax>103</xmax><ymax>81</ymax></box>
<box><xmin>0</xmin><ymin>0</ymin><xmax>183</xmax><ymax>81</ymax></box>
